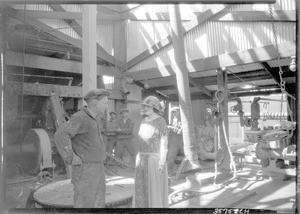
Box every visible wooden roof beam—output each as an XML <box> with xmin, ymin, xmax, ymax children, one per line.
<box><xmin>188</xmin><ymin>76</ymin><xmax>212</xmax><ymax>97</ymax></box>
<box><xmin>19</xmin><ymin>10</ymin><xmax>295</xmax><ymax>22</ymax></box>
<box><xmin>169</xmin><ymin>88</ymin><xmax>282</xmax><ymax>101</ymax></box>
<box><xmin>22</xmin><ymin>10</ymin><xmax>121</xmax><ymax>21</ymax></box>
<box><xmin>127</xmin><ymin>41</ymin><xmax>296</xmax><ymax>81</ymax></box>
<box><xmin>150</xmin><ymin>69</ymin><xmax>268</xmax><ymax>91</ymax></box>
<box><xmin>6</xmin><ymin>51</ymin><xmax>123</xmax><ymax>78</ymax></box>
<box><xmin>261</xmin><ymin>61</ymin><xmax>281</xmax><ymax>87</ymax></box>
<box><xmin>4</xmin><ymin>81</ymin><xmax>125</xmax><ymax>100</ymax></box>
<box><xmin>1</xmin><ymin>0</ymin><xmax>277</xmax><ymax>4</ymax></box>
<box><xmin>133</xmin><ymin>80</ymin><xmax>171</xmax><ymax>101</ymax></box>
<box><xmin>123</xmin><ymin>5</ymin><xmax>230</xmax><ymax>72</ymax></box>
<box><xmin>213</xmin><ymin>10</ymin><xmax>296</xmax><ymax>22</ymax></box>
<box><xmin>6</xmin><ymin>6</ymin><xmax>123</xmax><ymax>68</ymax></box>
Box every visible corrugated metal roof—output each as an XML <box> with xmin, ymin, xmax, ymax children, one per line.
<box><xmin>230</xmin><ymin>0</ymin><xmax>295</xmax><ymax>11</ymax></box>
<box><xmin>228</xmin><ymin>63</ymin><xmax>264</xmax><ymax>73</ymax></box>
<box><xmin>13</xmin><ymin>4</ymin><xmax>52</xmax><ymax>11</ymax></box>
<box><xmin>128</xmin><ymin>21</ymin><xmax>295</xmax><ymax>72</ymax></box>
<box><xmin>267</xmin><ymin>58</ymin><xmax>293</xmax><ymax>68</ymax></box>
<box><xmin>97</xmin><ymin>22</ymin><xmax>114</xmax><ymax>55</ymax></box>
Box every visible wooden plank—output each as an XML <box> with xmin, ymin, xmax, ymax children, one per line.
<box><xmin>213</xmin><ymin>10</ymin><xmax>296</xmax><ymax>22</ymax></box>
<box><xmin>6</xmin><ymin>51</ymin><xmax>123</xmax><ymax>78</ymax></box>
<box><xmin>188</xmin><ymin>76</ymin><xmax>212</xmax><ymax>98</ymax></box>
<box><xmin>22</xmin><ymin>7</ymin><xmax>121</xmax><ymax>21</ymax></box>
<box><xmin>4</xmin><ymin>82</ymin><xmax>125</xmax><ymax>100</ymax></box>
<box><xmin>1</xmin><ymin>0</ymin><xmax>277</xmax><ymax>4</ymax></box>
<box><xmin>150</xmin><ymin>70</ymin><xmax>278</xmax><ymax>94</ymax></box>
<box><xmin>261</xmin><ymin>62</ymin><xmax>281</xmax><ymax>87</ymax></box>
<box><xmin>6</xmin><ymin>6</ymin><xmax>123</xmax><ymax>68</ymax></box>
<box><xmin>140</xmin><ymin>71</ymin><xmax>270</xmax><ymax>91</ymax></box>
<box><xmin>82</xmin><ymin>5</ymin><xmax>97</xmax><ymax>95</ymax></box>
<box><xmin>49</xmin><ymin>95</ymin><xmax>66</xmax><ymax>129</ymax></box>
<box><xmin>127</xmin><ymin>41</ymin><xmax>296</xmax><ymax>81</ymax></box>
<box><xmin>33</xmin><ymin>177</ymin><xmax>134</xmax><ymax>208</ymax></box>
<box><xmin>124</xmin><ymin>5</ymin><xmax>228</xmax><ymax>72</ymax></box>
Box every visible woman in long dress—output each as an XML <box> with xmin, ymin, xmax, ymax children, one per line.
<box><xmin>132</xmin><ymin>96</ymin><xmax>169</xmax><ymax>208</ymax></box>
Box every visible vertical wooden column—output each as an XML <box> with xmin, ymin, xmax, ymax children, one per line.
<box><xmin>217</xmin><ymin>68</ymin><xmax>231</xmax><ymax>171</ymax></box>
<box><xmin>113</xmin><ymin>19</ymin><xmax>127</xmax><ymax>113</ymax></box>
<box><xmin>168</xmin><ymin>4</ymin><xmax>200</xmax><ymax>171</ymax></box>
<box><xmin>82</xmin><ymin>5</ymin><xmax>97</xmax><ymax>98</ymax></box>
<box><xmin>0</xmin><ymin>8</ymin><xmax>6</xmax><ymax>209</ymax></box>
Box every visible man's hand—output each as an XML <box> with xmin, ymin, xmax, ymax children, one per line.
<box><xmin>72</xmin><ymin>154</ymin><xmax>83</xmax><ymax>166</ymax></box>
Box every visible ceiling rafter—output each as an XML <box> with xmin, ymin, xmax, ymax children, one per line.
<box><xmin>6</xmin><ymin>51</ymin><xmax>123</xmax><ymax>78</ymax></box>
<box><xmin>151</xmin><ymin>70</ymin><xmax>272</xmax><ymax>92</ymax></box>
<box><xmin>0</xmin><ymin>0</ymin><xmax>277</xmax><ymax>4</ymax></box>
<box><xmin>126</xmin><ymin>41</ymin><xmax>296</xmax><ymax>81</ymax></box>
<box><xmin>18</xmin><ymin>9</ymin><xmax>295</xmax><ymax>22</ymax></box>
<box><xmin>261</xmin><ymin>61</ymin><xmax>281</xmax><ymax>87</ymax></box>
<box><xmin>188</xmin><ymin>76</ymin><xmax>212</xmax><ymax>97</ymax></box>
<box><xmin>214</xmin><ymin>10</ymin><xmax>296</xmax><ymax>22</ymax></box>
<box><xmin>6</xmin><ymin>6</ymin><xmax>124</xmax><ymax>68</ymax></box>
<box><xmin>169</xmin><ymin>87</ymin><xmax>282</xmax><ymax>100</ymax></box>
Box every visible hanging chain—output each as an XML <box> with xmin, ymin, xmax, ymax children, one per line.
<box><xmin>268</xmin><ymin>4</ymin><xmax>294</xmax><ymax>122</ymax></box>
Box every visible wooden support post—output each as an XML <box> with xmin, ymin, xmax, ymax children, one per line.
<box><xmin>0</xmin><ymin>8</ymin><xmax>6</xmax><ymax>209</ymax></box>
<box><xmin>168</xmin><ymin>5</ymin><xmax>201</xmax><ymax>172</ymax></box>
<box><xmin>113</xmin><ymin>19</ymin><xmax>127</xmax><ymax>113</ymax></box>
<box><xmin>217</xmin><ymin>68</ymin><xmax>231</xmax><ymax>172</ymax></box>
<box><xmin>82</xmin><ymin>5</ymin><xmax>97</xmax><ymax>101</ymax></box>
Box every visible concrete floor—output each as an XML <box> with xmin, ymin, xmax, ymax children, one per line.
<box><xmin>168</xmin><ymin>162</ymin><xmax>296</xmax><ymax>213</ymax></box>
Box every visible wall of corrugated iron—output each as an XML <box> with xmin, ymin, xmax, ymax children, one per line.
<box><xmin>13</xmin><ymin>4</ymin><xmax>52</xmax><ymax>11</ymax></box>
<box><xmin>127</xmin><ymin>0</ymin><xmax>295</xmax><ymax>73</ymax></box>
<box><xmin>97</xmin><ymin>21</ymin><xmax>114</xmax><ymax>55</ymax></box>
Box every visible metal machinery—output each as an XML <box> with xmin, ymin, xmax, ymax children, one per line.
<box><xmin>19</xmin><ymin>94</ymin><xmax>67</xmax><ymax>177</ymax></box>
<box><xmin>231</xmin><ymin>97</ymin><xmax>296</xmax><ymax>178</ymax></box>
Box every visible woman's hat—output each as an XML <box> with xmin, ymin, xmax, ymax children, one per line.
<box><xmin>141</xmin><ymin>96</ymin><xmax>161</xmax><ymax>111</ymax></box>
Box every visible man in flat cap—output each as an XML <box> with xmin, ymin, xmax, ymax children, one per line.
<box><xmin>54</xmin><ymin>89</ymin><xmax>110</xmax><ymax>208</ymax></box>
<box><xmin>115</xmin><ymin>109</ymin><xmax>136</xmax><ymax>165</ymax></box>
